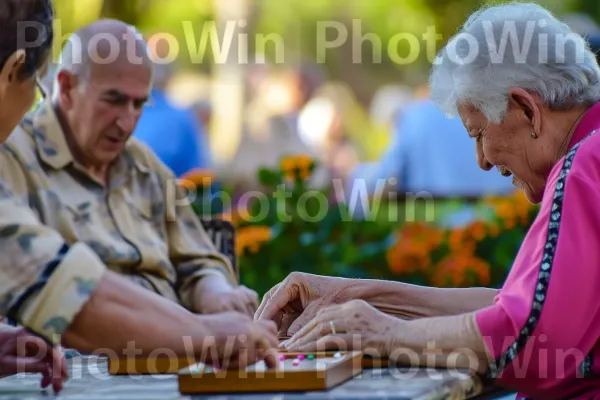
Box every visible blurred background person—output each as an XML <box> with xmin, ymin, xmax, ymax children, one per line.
<box><xmin>227</xmin><ymin>64</ymin><xmax>325</xmax><ymax>189</ymax></box>
<box><xmin>350</xmin><ymin>90</ymin><xmax>516</xmax><ymax>198</ymax></box>
<box><xmin>133</xmin><ymin>33</ymin><xmax>211</xmax><ymax>177</ymax></box>
<box><xmin>298</xmin><ymin>83</ymin><xmax>362</xmax><ymax>186</ymax></box>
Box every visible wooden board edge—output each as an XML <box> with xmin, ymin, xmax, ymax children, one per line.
<box><xmin>177</xmin><ymin>351</ymin><xmax>363</xmax><ymax>394</ymax></box>
<box><xmin>107</xmin><ymin>357</ymin><xmax>198</xmax><ymax>375</ymax></box>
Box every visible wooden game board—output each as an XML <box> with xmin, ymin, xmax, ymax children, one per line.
<box><xmin>280</xmin><ymin>350</ymin><xmax>389</xmax><ymax>368</ymax></box>
<box><xmin>177</xmin><ymin>351</ymin><xmax>363</xmax><ymax>394</ymax></box>
<box><xmin>107</xmin><ymin>355</ymin><xmax>197</xmax><ymax>375</ymax></box>
<box><xmin>108</xmin><ymin>351</ymin><xmax>387</xmax><ymax>375</ymax></box>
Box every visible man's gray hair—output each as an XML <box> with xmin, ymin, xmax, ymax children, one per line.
<box><xmin>52</xmin><ymin>19</ymin><xmax>152</xmax><ymax>96</ymax></box>
<box><xmin>430</xmin><ymin>2</ymin><xmax>600</xmax><ymax>123</ymax></box>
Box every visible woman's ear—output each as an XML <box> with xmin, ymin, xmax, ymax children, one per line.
<box><xmin>508</xmin><ymin>87</ymin><xmax>542</xmax><ymax>135</ymax></box>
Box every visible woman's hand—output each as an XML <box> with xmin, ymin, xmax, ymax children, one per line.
<box><xmin>254</xmin><ymin>272</ymin><xmax>358</xmax><ymax>337</ymax></box>
<box><xmin>280</xmin><ymin>299</ymin><xmax>401</xmax><ymax>358</ymax></box>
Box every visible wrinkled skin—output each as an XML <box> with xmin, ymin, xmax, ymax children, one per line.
<box><xmin>280</xmin><ymin>299</ymin><xmax>400</xmax><ymax>358</ymax></box>
<box><xmin>194</xmin><ymin>284</ymin><xmax>259</xmax><ymax>317</ymax></box>
<box><xmin>0</xmin><ymin>325</ymin><xmax>68</xmax><ymax>392</ymax></box>
<box><xmin>201</xmin><ymin>312</ymin><xmax>280</xmax><ymax>369</ymax></box>
<box><xmin>255</xmin><ymin>272</ymin><xmax>357</xmax><ymax>337</ymax></box>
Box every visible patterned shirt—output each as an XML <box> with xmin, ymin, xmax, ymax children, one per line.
<box><xmin>0</xmin><ymin>100</ymin><xmax>236</xmax><ymax>344</ymax></box>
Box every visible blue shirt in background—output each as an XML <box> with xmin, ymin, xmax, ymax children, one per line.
<box><xmin>134</xmin><ymin>89</ymin><xmax>210</xmax><ymax>177</ymax></box>
<box><xmin>351</xmin><ymin>99</ymin><xmax>515</xmax><ymax>197</ymax></box>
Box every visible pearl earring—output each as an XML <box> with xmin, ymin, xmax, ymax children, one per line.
<box><xmin>530</xmin><ymin>131</ymin><xmax>538</xmax><ymax>138</ymax></box>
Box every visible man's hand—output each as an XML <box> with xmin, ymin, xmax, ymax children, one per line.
<box><xmin>0</xmin><ymin>325</ymin><xmax>68</xmax><ymax>392</ymax></box>
<box><xmin>254</xmin><ymin>272</ymin><xmax>357</xmax><ymax>337</ymax></box>
<box><xmin>198</xmin><ymin>312</ymin><xmax>280</xmax><ymax>370</ymax></box>
<box><xmin>193</xmin><ymin>274</ymin><xmax>259</xmax><ymax>316</ymax></box>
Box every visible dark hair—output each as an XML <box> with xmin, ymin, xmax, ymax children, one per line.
<box><xmin>0</xmin><ymin>0</ymin><xmax>53</xmax><ymax>81</ymax></box>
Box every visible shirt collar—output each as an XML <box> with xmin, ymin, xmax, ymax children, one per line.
<box><xmin>568</xmin><ymin>101</ymin><xmax>600</xmax><ymax>151</ymax></box>
<box><xmin>25</xmin><ymin>99</ymin><xmax>151</xmax><ymax>175</ymax></box>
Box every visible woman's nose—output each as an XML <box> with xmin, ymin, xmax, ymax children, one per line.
<box><xmin>476</xmin><ymin>143</ymin><xmax>493</xmax><ymax>171</ymax></box>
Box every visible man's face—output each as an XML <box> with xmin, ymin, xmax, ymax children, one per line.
<box><xmin>63</xmin><ymin>63</ymin><xmax>152</xmax><ymax>166</ymax></box>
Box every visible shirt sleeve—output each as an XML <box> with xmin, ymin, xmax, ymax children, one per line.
<box><xmin>475</xmin><ymin>161</ymin><xmax>600</xmax><ymax>393</ymax></box>
<box><xmin>0</xmin><ymin>147</ymin><xmax>107</xmax><ymax>345</ymax></box>
<box><xmin>150</xmin><ymin>147</ymin><xmax>237</xmax><ymax>310</ymax></box>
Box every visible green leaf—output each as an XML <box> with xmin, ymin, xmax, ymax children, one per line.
<box><xmin>258</xmin><ymin>168</ymin><xmax>281</xmax><ymax>186</ymax></box>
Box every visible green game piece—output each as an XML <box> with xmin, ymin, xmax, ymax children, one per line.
<box><xmin>307</xmin><ymin>354</ymin><xmax>315</xmax><ymax>360</ymax></box>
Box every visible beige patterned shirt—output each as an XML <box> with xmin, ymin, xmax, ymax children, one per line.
<box><xmin>0</xmin><ymin>100</ymin><xmax>236</xmax><ymax>343</ymax></box>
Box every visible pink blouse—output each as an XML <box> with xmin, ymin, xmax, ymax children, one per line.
<box><xmin>475</xmin><ymin>102</ymin><xmax>600</xmax><ymax>399</ymax></box>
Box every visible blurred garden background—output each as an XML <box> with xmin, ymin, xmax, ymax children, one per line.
<box><xmin>46</xmin><ymin>0</ymin><xmax>600</xmax><ymax>296</ymax></box>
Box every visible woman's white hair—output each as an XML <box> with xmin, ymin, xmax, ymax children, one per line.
<box><xmin>430</xmin><ymin>2</ymin><xmax>600</xmax><ymax>123</ymax></box>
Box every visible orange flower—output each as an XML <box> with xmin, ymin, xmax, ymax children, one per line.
<box><xmin>387</xmin><ymin>222</ymin><xmax>443</xmax><ymax>275</ymax></box>
<box><xmin>449</xmin><ymin>228</ymin><xmax>476</xmax><ymax>255</ymax></box>
<box><xmin>466</xmin><ymin>220</ymin><xmax>487</xmax><ymax>241</ymax></box>
<box><xmin>496</xmin><ymin>202</ymin><xmax>514</xmax><ymax>220</ymax></box>
<box><xmin>430</xmin><ymin>253</ymin><xmax>491</xmax><ymax>288</ymax></box>
<box><xmin>236</xmin><ymin>226</ymin><xmax>272</xmax><ymax>255</ymax></box>
<box><xmin>488</xmin><ymin>224</ymin><xmax>500</xmax><ymax>238</ymax></box>
<box><xmin>280</xmin><ymin>155</ymin><xmax>315</xmax><ymax>181</ymax></box>
<box><xmin>180</xmin><ymin>168</ymin><xmax>214</xmax><ymax>187</ymax></box>
<box><xmin>487</xmin><ymin>190</ymin><xmax>535</xmax><ymax>229</ymax></box>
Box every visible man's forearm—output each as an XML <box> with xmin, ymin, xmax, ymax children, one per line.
<box><xmin>388</xmin><ymin>313</ymin><xmax>491</xmax><ymax>373</ymax></box>
<box><xmin>343</xmin><ymin>279</ymin><xmax>498</xmax><ymax>319</ymax></box>
<box><xmin>62</xmin><ymin>271</ymin><xmax>211</xmax><ymax>357</ymax></box>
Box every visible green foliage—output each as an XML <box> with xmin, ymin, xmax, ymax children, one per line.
<box><xmin>190</xmin><ymin>156</ymin><xmax>539</xmax><ymax>297</ymax></box>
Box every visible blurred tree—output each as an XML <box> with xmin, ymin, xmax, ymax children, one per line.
<box><xmin>575</xmin><ymin>0</ymin><xmax>600</xmax><ymax>24</ymax></box>
<box><xmin>100</xmin><ymin>0</ymin><xmax>149</xmax><ymax>25</ymax></box>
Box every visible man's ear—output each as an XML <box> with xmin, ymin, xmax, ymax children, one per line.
<box><xmin>0</xmin><ymin>50</ymin><xmax>26</xmax><ymax>94</ymax></box>
<box><xmin>55</xmin><ymin>70</ymin><xmax>77</xmax><ymax>110</ymax></box>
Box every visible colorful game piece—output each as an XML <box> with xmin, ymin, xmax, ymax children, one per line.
<box><xmin>307</xmin><ymin>354</ymin><xmax>315</xmax><ymax>360</ymax></box>
<box><xmin>279</xmin><ymin>354</ymin><xmax>286</xmax><ymax>361</ymax></box>
<box><xmin>297</xmin><ymin>354</ymin><xmax>305</xmax><ymax>361</ymax></box>
<box><xmin>292</xmin><ymin>359</ymin><xmax>300</xmax><ymax>366</ymax></box>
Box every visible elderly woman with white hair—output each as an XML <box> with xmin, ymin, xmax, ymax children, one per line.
<box><xmin>256</xmin><ymin>3</ymin><xmax>600</xmax><ymax>399</ymax></box>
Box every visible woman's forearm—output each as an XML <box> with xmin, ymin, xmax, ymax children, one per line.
<box><xmin>343</xmin><ymin>279</ymin><xmax>498</xmax><ymax>319</ymax></box>
<box><xmin>388</xmin><ymin>312</ymin><xmax>490</xmax><ymax>373</ymax></box>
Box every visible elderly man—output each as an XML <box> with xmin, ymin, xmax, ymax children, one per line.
<box><xmin>6</xmin><ymin>20</ymin><xmax>258</xmax><ymax>316</ymax></box>
<box><xmin>0</xmin><ymin>18</ymin><xmax>278</xmax><ymax>378</ymax></box>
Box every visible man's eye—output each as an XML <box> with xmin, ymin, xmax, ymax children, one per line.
<box><xmin>105</xmin><ymin>97</ymin><xmax>127</xmax><ymax>106</ymax></box>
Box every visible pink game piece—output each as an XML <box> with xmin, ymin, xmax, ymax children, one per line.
<box><xmin>292</xmin><ymin>359</ymin><xmax>300</xmax><ymax>366</ymax></box>
<box><xmin>297</xmin><ymin>354</ymin><xmax>305</xmax><ymax>361</ymax></box>
<box><xmin>279</xmin><ymin>354</ymin><xmax>286</xmax><ymax>361</ymax></box>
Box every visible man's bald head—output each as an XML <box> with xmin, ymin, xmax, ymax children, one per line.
<box><xmin>52</xmin><ymin>20</ymin><xmax>155</xmax><ymax>172</ymax></box>
<box><xmin>57</xmin><ymin>19</ymin><xmax>152</xmax><ymax>86</ymax></box>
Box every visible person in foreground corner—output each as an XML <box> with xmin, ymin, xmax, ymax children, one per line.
<box><xmin>0</xmin><ymin>0</ymin><xmax>67</xmax><ymax>392</ymax></box>
<box><xmin>256</xmin><ymin>3</ymin><xmax>600</xmax><ymax>399</ymax></box>
<box><xmin>0</xmin><ymin>9</ymin><xmax>278</xmax><ymax>394</ymax></box>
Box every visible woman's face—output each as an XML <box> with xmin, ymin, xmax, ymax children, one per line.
<box><xmin>0</xmin><ymin>52</ymin><xmax>47</xmax><ymax>143</ymax></box>
<box><xmin>458</xmin><ymin>96</ymin><xmax>554</xmax><ymax>204</ymax></box>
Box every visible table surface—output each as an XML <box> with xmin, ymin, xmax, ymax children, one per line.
<box><xmin>0</xmin><ymin>356</ymin><xmax>506</xmax><ymax>400</ymax></box>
